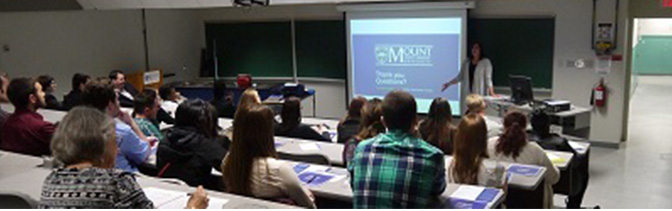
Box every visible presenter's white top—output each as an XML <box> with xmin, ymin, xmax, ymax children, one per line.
<box><xmin>456</xmin><ymin>58</ymin><xmax>494</xmax><ymax>96</ymax></box>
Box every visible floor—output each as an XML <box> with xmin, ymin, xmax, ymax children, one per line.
<box><xmin>553</xmin><ymin>76</ymin><xmax>672</xmax><ymax>208</ymax></box>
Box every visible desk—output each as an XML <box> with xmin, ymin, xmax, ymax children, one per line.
<box><xmin>483</xmin><ymin>96</ymin><xmax>591</xmax><ymax>138</ymax></box>
<box><xmin>0</xmin><ymin>168</ymin><xmax>298</xmax><ymax>209</ymax></box>
<box><xmin>211</xmin><ymin>161</ymin><xmax>505</xmax><ymax>209</ymax></box>
<box><xmin>0</xmin><ymin>151</ymin><xmax>44</xmax><ymax>179</ymax></box>
<box><xmin>545</xmin><ymin>150</ymin><xmax>574</xmax><ymax>170</ymax></box>
<box><xmin>275</xmin><ymin>137</ymin><xmax>345</xmax><ymax>166</ymax></box>
<box><xmin>301</xmin><ymin>117</ymin><xmax>340</xmax><ymax>131</ymax></box>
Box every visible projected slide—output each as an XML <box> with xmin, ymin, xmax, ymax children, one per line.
<box><xmin>349</xmin><ymin>17</ymin><xmax>463</xmax><ymax>114</ymax></box>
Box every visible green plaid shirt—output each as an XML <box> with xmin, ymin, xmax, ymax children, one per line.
<box><xmin>134</xmin><ymin>118</ymin><xmax>164</xmax><ymax>142</ymax></box>
<box><xmin>349</xmin><ymin>130</ymin><xmax>446</xmax><ymax>208</ymax></box>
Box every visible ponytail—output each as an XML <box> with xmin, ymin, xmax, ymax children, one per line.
<box><xmin>495</xmin><ymin>112</ymin><xmax>528</xmax><ymax>159</ymax></box>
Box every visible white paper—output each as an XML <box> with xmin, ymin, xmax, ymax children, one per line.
<box><xmin>546</xmin><ymin>152</ymin><xmax>561</xmax><ymax>161</ymax></box>
<box><xmin>143</xmin><ymin>187</ymin><xmax>187</xmax><ymax>207</ymax></box>
<box><xmin>568</xmin><ymin>141</ymin><xmax>585</xmax><ymax>151</ymax></box>
<box><xmin>303</xmin><ymin>165</ymin><xmax>330</xmax><ymax>173</ymax></box>
<box><xmin>329</xmin><ymin>175</ymin><xmax>347</xmax><ymax>183</ymax></box>
<box><xmin>299</xmin><ymin>143</ymin><xmax>320</xmax><ymax>151</ymax></box>
<box><xmin>450</xmin><ymin>185</ymin><xmax>485</xmax><ymax>201</ymax></box>
<box><xmin>160</xmin><ymin>195</ymin><xmax>230</xmax><ymax>209</ymax></box>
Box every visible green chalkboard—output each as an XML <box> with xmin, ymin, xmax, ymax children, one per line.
<box><xmin>205</xmin><ymin>22</ymin><xmax>293</xmax><ymax>77</ymax></box>
<box><xmin>295</xmin><ymin>20</ymin><xmax>347</xmax><ymax>79</ymax></box>
<box><xmin>468</xmin><ymin>18</ymin><xmax>555</xmax><ymax>89</ymax></box>
<box><xmin>633</xmin><ymin>35</ymin><xmax>672</xmax><ymax>75</ymax></box>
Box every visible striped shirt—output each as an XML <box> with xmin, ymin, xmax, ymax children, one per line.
<box><xmin>39</xmin><ymin>167</ymin><xmax>154</xmax><ymax>209</ymax></box>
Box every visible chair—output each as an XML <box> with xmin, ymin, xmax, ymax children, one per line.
<box><xmin>0</xmin><ymin>192</ymin><xmax>38</xmax><ymax>208</ymax></box>
<box><xmin>277</xmin><ymin>152</ymin><xmax>330</xmax><ymax>166</ymax></box>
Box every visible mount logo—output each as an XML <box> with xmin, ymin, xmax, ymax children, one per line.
<box><xmin>375</xmin><ymin>44</ymin><xmax>433</xmax><ymax>67</ymax></box>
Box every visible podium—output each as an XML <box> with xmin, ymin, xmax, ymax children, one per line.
<box><xmin>125</xmin><ymin>69</ymin><xmax>163</xmax><ymax>91</ymax></box>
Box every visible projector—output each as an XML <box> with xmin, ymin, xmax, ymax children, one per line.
<box><xmin>543</xmin><ymin>100</ymin><xmax>571</xmax><ymax>113</ymax></box>
<box><xmin>233</xmin><ymin>0</ymin><xmax>269</xmax><ymax>7</ymax></box>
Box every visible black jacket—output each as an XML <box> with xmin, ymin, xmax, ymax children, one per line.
<box><xmin>157</xmin><ymin>127</ymin><xmax>228</xmax><ymax>190</ymax></box>
<box><xmin>527</xmin><ymin>132</ymin><xmax>576</xmax><ymax>153</ymax></box>
<box><xmin>337</xmin><ymin>118</ymin><xmax>360</xmax><ymax>144</ymax></box>
<box><xmin>211</xmin><ymin>99</ymin><xmax>235</xmax><ymax>119</ymax></box>
<box><xmin>44</xmin><ymin>93</ymin><xmax>62</xmax><ymax>111</ymax></box>
<box><xmin>62</xmin><ymin>90</ymin><xmax>82</xmax><ymax>111</ymax></box>
<box><xmin>275</xmin><ymin>123</ymin><xmax>331</xmax><ymax>142</ymax></box>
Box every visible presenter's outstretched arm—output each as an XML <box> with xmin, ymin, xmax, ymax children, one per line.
<box><xmin>441</xmin><ymin>77</ymin><xmax>460</xmax><ymax>92</ymax></box>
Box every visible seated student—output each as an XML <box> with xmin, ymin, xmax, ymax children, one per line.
<box><xmin>157</xmin><ymin>99</ymin><xmax>228</xmax><ymax>190</ymax></box>
<box><xmin>81</xmin><ymin>80</ymin><xmax>154</xmax><ymax>173</ymax></box>
<box><xmin>342</xmin><ymin>98</ymin><xmax>383</xmax><ymax>167</ymax></box>
<box><xmin>222</xmin><ymin>105</ymin><xmax>316</xmax><ymax>208</ymax></box>
<box><xmin>211</xmin><ymin>79</ymin><xmax>235</xmax><ymax>118</ymax></box>
<box><xmin>0</xmin><ymin>78</ymin><xmax>55</xmax><ymax>156</ymax></box>
<box><xmin>40</xmin><ymin>107</ymin><xmax>208</xmax><ymax>209</ymax></box>
<box><xmin>275</xmin><ymin>97</ymin><xmax>330</xmax><ymax>142</ymax></box>
<box><xmin>349</xmin><ymin>91</ymin><xmax>445</xmax><ymax>208</ymax></box>
<box><xmin>235</xmin><ymin>88</ymin><xmax>261</xmax><ymax>117</ymax></box>
<box><xmin>158</xmin><ymin>84</ymin><xmax>184</xmax><ymax>117</ymax></box>
<box><xmin>133</xmin><ymin>89</ymin><xmax>165</xmax><ymax>142</ymax></box>
<box><xmin>488</xmin><ymin>112</ymin><xmax>559</xmax><ymax>209</ymax></box>
<box><xmin>336</xmin><ymin>97</ymin><xmax>366</xmax><ymax>144</ymax></box>
<box><xmin>109</xmin><ymin>70</ymin><xmax>137</xmax><ymax>108</ymax></box>
<box><xmin>0</xmin><ymin>73</ymin><xmax>11</xmax><ymax>127</ymax></box>
<box><xmin>529</xmin><ymin>110</ymin><xmax>588</xmax><ymax>209</ymax></box>
<box><xmin>62</xmin><ymin>73</ymin><xmax>90</xmax><ymax>111</ymax></box>
<box><xmin>466</xmin><ymin>94</ymin><xmax>502</xmax><ymax>138</ymax></box>
<box><xmin>447</xmin><ymin>114</ymin><xmax>506</xmax><ymax>188</ymax></box>
<box><xmin>37</xmin><ymin>75</ymin><xmax>61</xmax><ymax>110</ymax></box>
<box><xmin>419</xmin><ymin>97</ymin><xmax>457</xmax><ymax>155</ymax></box>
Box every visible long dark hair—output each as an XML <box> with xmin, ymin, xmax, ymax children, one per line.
<box><xmin>451</xmin><ymin>114</ymin><xmax>488</xmax><ymax>185</ymax></box>
<box><xmin>355</xmin><ymin>98</ymin><xmax>384</xmax><ymax>141</ymax></box>
<box><xmin>340</xmin><ymin>96</ymin><xmax>367</xmax><ymax>125</ymax></box>
<box><xmin>496</xmin><ymin>112</ymin><xmax>528</xmax><ymax>159</ymax></box>
<box><xmin>222</xmin><ymin>105</ymin><xmax>277</xmax><ymax>195</ymax></box>
<box><xmin>469</xmin><ymin>42</ymin><xmax>486</xmax><ymax>60</ymax></box>
<box><xmin>278</xmin><ymin>96</ymin><xmax>301</xmax><ymax>133</ymax></box>
<box><xmin>174</xmin><ymin>99</ymin><xmax>218</xmax><ymax>138</ymax></box>
<box><xmin>419</xmin><ymin>98</ymin><xmax>455</xmax><ymax>153</ymax></box>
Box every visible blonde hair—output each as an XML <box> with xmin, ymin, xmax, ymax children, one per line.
<box><xmin>466</xmin><ymin>94</ymin><xmax>485</xmax><ymax>114</ymax></box>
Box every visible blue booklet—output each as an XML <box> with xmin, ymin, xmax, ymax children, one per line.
<box><xmin>507</xmin><ymin>164</ymin><xmax>541</xmax><ymax>176</ymax></box>
<box><xmin>293</xmin><ymin>163</ymin><xmax>310</xmax><ymax>174</ymax></box>
<box><xmin>274</xmin><ymin>142</ymin><xmax>284</xmax><ymax>148</ymax></box>
<box><xmin>298</xmin><ymin>172</ymin><xmax>334</xmax><ymax>186</ymax></box>
<box><xmin>446</xmin><ymin>198</ymin><xmax>488</xmax><ymax>209</ymax></box>
<box><xmin>444</xmin><ymin>188</ymin><xmax>499</xmax><ymax>209</ymax></box>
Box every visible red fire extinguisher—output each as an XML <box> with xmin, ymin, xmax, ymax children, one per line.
<box><xmin>592</xmin><ymin>78</ymin><xmax>607</xmax><ymax>107</ymax></box>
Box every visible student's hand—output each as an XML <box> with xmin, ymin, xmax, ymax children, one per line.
<box><xmin>117</xmin><ymin>110</ymin><xmax>134</xmax><ymax>126</ymax></box>
<box><xmin>145</xmin><ymin>136</ymin><xmax>159</xmax><ymax>146</ymax></box>
<box><xmin>186</xmin><ymin>186</ymin><xmax>209</xmax><ymax>209</ymax></box>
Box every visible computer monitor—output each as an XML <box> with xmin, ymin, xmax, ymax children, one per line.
<box><xmin>509</xmin><ymin>75</ymin><xmax>534</xmax><ymax>105</ymax></box>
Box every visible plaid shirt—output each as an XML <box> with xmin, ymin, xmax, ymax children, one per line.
<box><xmin>349</xmin><ymin>130</ymin><xmax>446</xmax><ymax>208</ymax></box>
<box><xmin>134</xmin><ymin>118</ymin><xmax>165</xmax><ymax>142</ymax></box>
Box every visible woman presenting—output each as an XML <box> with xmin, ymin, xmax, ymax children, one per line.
<box><xmin>442</xmin><ymin>42</ymin><xmax>498</xmax><ymax>97</ymax></box>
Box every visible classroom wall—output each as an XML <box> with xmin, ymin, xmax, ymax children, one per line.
<box><xmin>145</xmin><ymin>9</ymin><xmax>204</xmax><ymax>84</ymax></box>
<box><xmin>0</xmin><ymin>1</ymin><xmax>632</xmax><ymax>143</ymax></box>
<box><xmin>470</xmin><ymin>0</ymin><xmax>628</xmax><ymax>145</ymax></box>
<box><xmin>0</xmin><ymin>10</ymin><xmax>146</xmax><ymax>97</ymax></box>
<box><xmin>197</xmin><ymin>5</ymin><xmax>347</xmax><ymax>119</ymax></box>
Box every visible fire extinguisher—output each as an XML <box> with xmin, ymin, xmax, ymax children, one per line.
<box><xmin>591</xmin><ymin>78</ymin><xmax>607</xmax><ymax>107</ymax></box>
